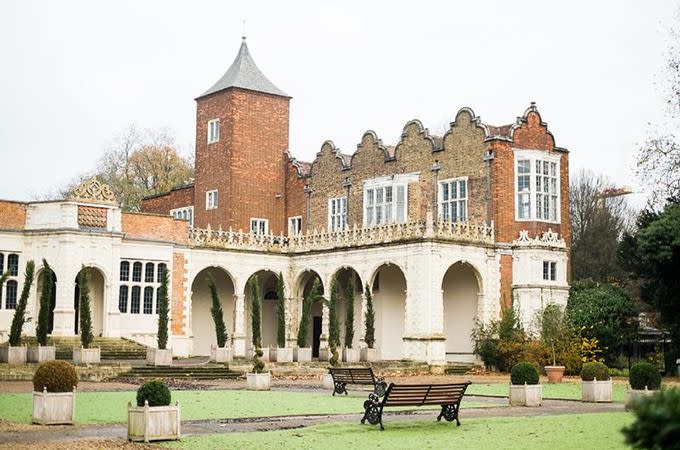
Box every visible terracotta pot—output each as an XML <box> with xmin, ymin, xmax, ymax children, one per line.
<box><xmin>545</xmin><ymin>365</ymin><xmax>565</xmax><ymax>383</ymax></box>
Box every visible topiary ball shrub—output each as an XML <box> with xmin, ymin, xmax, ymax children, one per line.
<box><xmin>629</xmin><ymin>362</ymin><xmax>662</xmax><ymax>390</ymax></box>
<box><xmin>510</xmin><ymin>362</ymin><xmax>539</xmax><ymax>385</ymax></box>
<box><xmin>136</xmin><ymin>380</ymin><xmax>171</xmax><ymax>407</ymax></box>
<box><xmin>581</xmin><ymin>362</ymin><xmax>610</xmax><ymax>381</ymax></box>
<box><xmin>32</xmin><ymin>360</ymin><xmax>78</xmax><ymax>393</ymax></box>
<box><xmin>622</xmin><ymin>388</ymin><xmax>680</xmax><ymax>449</ymax></box>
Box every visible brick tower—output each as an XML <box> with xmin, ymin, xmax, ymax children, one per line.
<box><xmin>193</xmin><ymin>37</ymin><xmax>290</xmax><ymax>234</ymax></box>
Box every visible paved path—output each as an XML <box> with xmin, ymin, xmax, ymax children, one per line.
<box><xmin>0</xmin><ymin>395</ymin><xmax>624</xmax><ymax>445</ymax></box>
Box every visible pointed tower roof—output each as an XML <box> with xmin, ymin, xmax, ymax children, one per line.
<box><xmin>197</xmin><ymin>37</ymin><xmax>289</xmax><ymax>100</ymax></box>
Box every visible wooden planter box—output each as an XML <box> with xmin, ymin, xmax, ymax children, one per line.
<box><xmin>509</xmin><ymin>383</ymin><xmax>542</xmax><ymax>407</ymax></box>
<box><xmin>581</xmin><ymin>379</ymin><xmax>612</xmax><ymax>402</ymax></box>
<box><xmin>246</xmin><ymin>372</ymin><xmax>271</xmax><ymax>390</ymax></box>
<box><xmin>32</xmin><ymin>388</ymin><xmax>75</xmax><ymax>425</ymax></box>
<box><xmin>273</xmin><ymin>347</ymin><xmax>293</xmax><ymax>363</ymax></box>
<box><xmin>73</xmin><ymin>347</ymin><xmax>100</xmax><ymax>365</ymax></box>
<box><xmin>146</xmin><ymin>348</ymin><xmax>172</xmax><ymax>366</ymax></box>
<box><xmin>127</xmin><ymin>401</ymin><xmax>181</xmax><ymax>442</ymax></box>
<box><xmin>625</xmin><ymin>386</ymin><xmax>658</xmax><ymax>410</ymax></box>
<box><xmin>27</xmin><ymin>345</ymin><xmax>56</xmax><ymax>363</ymax></box>
<box><xmin>294</xmin><ymin>347</ymin><xmax>312</xmax><ymax>362</ymax></box>
<box><xmin>343</xmin><ymin>348</ymin><xmax>360</xmax><ymax>363</ymax></box>
<box><xmin>210</xmin><ymin>345</ymin><xmax>232</xmax><ymax>363</ymax></box>
<box><xmin>0</xmin><ymin>345</ymin><xmax>27</xmax><ymax>364</ymax></box>
<box><xmin>360</xmin><ymin>347</ymin><xmax>379</xmax><ymax>362</ymax></box>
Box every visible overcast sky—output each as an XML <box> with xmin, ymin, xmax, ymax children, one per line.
<box><xmin>0</xmin><ymin>0</ymin><xmax>676</xmax><ymax>205</ymax></box>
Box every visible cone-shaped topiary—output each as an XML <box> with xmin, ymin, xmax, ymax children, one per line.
<box><xmin>9</xmin><ymin>261</ymin><xmax>35</xmax><ymax>346</ymax></box>
<box><xmin>157</xmin><ymin>270</ymin><xmax>170</xmax><ymax>350</ymax></box>
<box><xmin>622</xmin><ymin>387</ymin><xmax>680</xmax><ymax>449</ymax></box>
<box><xmin>581</xmin><ymin>361</ymin><xmax>610</xmax><ymax>381</ymax></box>
<box><xmin>363</xmin><ymin>283</ymin><xmax>375</xmax><ymax>349</ymax></box>
<box><xmin>276</xmin><ymin>272</ymin><xmax>286</xmax><ymax>348</ymax></box>
<box><xmin>328</xmin><ymin>277</ymin><xmax>340</xmax><ymax>348</ymax></box>
<box><xmin>344</xmin><ymin>274</ymin><xmax>355</xmax><ymax>349</ymax></box>
<box><xmin>511</xmin><ymin>362</ymin><xmax>539</xmax><ymax>385</ymax></box>
<box><xmin>629</xmin><ymin>361</ymin><xmax>661</xmax><ymax>390</ymax></box>
<box><xmin>136</xmin><ymin>380</ymin><xmax>171</xmax><ymax>407</ymax></box>
<box><xmin>33</xmin><ymin>360</ymin><xmax>78</xmax><ymax>393</ymax></box>
<box><xmin>248</xmin><ymin>276</ymin><xmax>265</xmax><ymax>373</ymax></box>
<box><xmin>77</xmin><ymin>267</ymin><xmax>94</xmax><ymax>349</ymax></box>
<box><xmin>297</xmin><ymin>278</ymin><xmax>319</xmax><ymax>348</ymax></box>
<box><xmin>207</xmin><ymin>274</ymin><xmax>227</xmax><ymax>348</ymax></box>
<box><xmin>35</xmin><ymin>259</ymin><xmax>53</xmax><ymax>346</ymax></box>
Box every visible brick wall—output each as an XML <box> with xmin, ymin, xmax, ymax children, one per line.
<box><xmin>284</xmin><ymin>157</ymin><xmax>308</xmax><ymax>233</ymax></box>
<box><xmin>0</xmin><ymin>201</ymin><xmax>26</xmax><ymax>230</ymax></box>
<box><xmin>121</xmin><ymin>212</ymin><xmax>189</xmax><ymax>244</ymax></box>
<box><xmin>141</xmin><ymin>185</ymin><xmax>194</xmax><ymax>215</ymax></box>
<box><xmin>171</xmin><ymin>252</ymin><xmax>186</xmax><ymax>336</ymax></box>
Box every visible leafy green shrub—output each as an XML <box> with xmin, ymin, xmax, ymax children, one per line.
<box><xmin>580</xmin><ymin>361</ymin><xmax>610</xmax><ymax>381</ymax></box>
<box><xmin>35</xmin><ymin>259</ymin><xmax>54</xmax><ymax>346</ymax></box>
<box><xmin>344</xmin><ymin>275</ymin><xmax>355</xmax><ymax>349</ymax></box>
<box><xmin>248</xmin><ymin>276</ymin><xmax>265</xmax><ymax>374</ymax></box>
<box><xmin>363</xmin><ymin>283</ymin><xmax>375</xmax><ymax>349</ymax></box>
<box><xmin>629</xmin><ymin>362</ymin><xmax>661</xmax><ymax>390</ymax></box>
<box><xmin>136</xmin><ymin>380</ymin><xmax>171</xmax><ymax>407</ymax></box>
<box><xmin>157</xmin><ymin>270</ymin><xmax>170</xmax><ymax>350</ymax></box>
<box><xmin>207</xmin><ymin>274</ymin><xmax>227</xmax><ymax>348</ymax></box>
<box><xmin>622</xmin><ymin>388</ymin><xmax>680</xmax><ymax>449</ymax></box>
<box><xmin>510</xmin><ymin>362</ymin><xmax>539</xmax><ymax>385</ymax></box>
<box><xmin>276</xmin><ymin>272</ymin><xmax>286</xmax><ymax>348</ymax></box>
<box><xmin>33</xmin><ymin>360</ymin><xmax>78</xmax><ymax>393</ymax></box>
<box><xmin>608</xmin><ymin>368</ymin><xmax>629</xmax><ymax>377</ymax></box>
<box><xmin>9</xmin><ymin>261</ymin><xmax>35</xmax><ymax>346</ymax></box>
<box><xmin>77</xmin><ymin>267</ymin><xmax>94</xmax><ymax>349</ymax></box>
<box><xmin>297</xmin><ymin>278</ymin><xmax>319</xmax><ymax>347</ymax></box>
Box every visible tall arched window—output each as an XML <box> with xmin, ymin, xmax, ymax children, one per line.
<box><xmin>0</xmin><ymin>253</ymin><xmax>4</xmax><ymax>275</ymax></box>
<box><xmin>157</xmin><ymin>263</ymin><xmax>166</xmax><ymax>283</ymax></box>
<box><xmin>132</xmin><ymin>262</ymin><xmax>142</xmax><ymax>282</ymax></box>
<box><xmin>120</xmin><ymin>261</ymin><xmax>130</xmax><ymax>282</ymax></box>
<box><xmin>118</xmin><ymin>286</ymin><xmax>129</xmax><ymax>313</ymax></box>
<box><xmin>143</xmin><ymin>287</ymin><xmax>153</xmax><ymax>314</ymax></box>
<box><xmin>5</xmin><ymin>280</ymin><xmax>18</xmax><ymax>309</ymax></box>
<box><xmin>131</xmin><ymin>286</ymin><xmax>141</xmax><ymax>314</ymax></box>
<box><xmin>145</xmin><ymin>263</ymin><xmax>155</xmax><ymax>283</ymax></box>
<box><xmin>8</xmin><ymin>254</ymin><xmax>19</xmax><ymax>276</ymax></box>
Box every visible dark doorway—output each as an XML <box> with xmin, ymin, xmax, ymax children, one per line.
<box><xmin>73</xmin><ymin>279</ymin><xmax>80</xmax><ymax>335</ymax></box>
<box><xmin>312</xmin><ymin>316</ymin><xmax>322</xmax><ymax>358</ymax></box>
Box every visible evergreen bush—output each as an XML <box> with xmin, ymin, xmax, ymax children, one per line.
<box><xmin>296</xmin><ymin>278</ymin><xmax>319</xmax><ymax>348</ymax></box>
<box><xmin>8</xmin><ymin>261</ymin><xmax>35</xmax><ymax>346</ymax></box>
<box><xmin>622</xmin><ymin>387</ymin><xmax>680</xmax><ymax>449</ymax></box>
<box><xmin>629</xmin><ymin>361</ymin><xmax>661</xmax><ymax>390</ymax></box>
<box><xmin>157</xmin><ymin>270</ymin><xmax>170</xmax><ymax>350</ymax></box>
<box><xmin>248</xmin><ymin>276</ymin><xmax>265</xmax><ymax>373</ymax></box>
<box><xmin>32</xmin><ymin>360</ymin><xmax>78</xmax><ymax>393</ymax></box>
<box><xmin>207</xmin><ymin>274</ymin><xmax>227</xmax><ymax>348</ymax></box>
<box><xmin>580</xmin><ymin>361</ymin><xmax>610</xmax><ymax>381</ymax></box>
<box><xmin>510</xmin><ymin>362</ymin><xmax>539</xmax><ymax>385</ymax></box>
<box><xmin>136</xmin><ymin>380</ymin><xmax>171</xmax><ymax>407</ymax></box>
<box><xmin>344</xmin><ymin>275</ymin><xmax>355</xmax><ymax>349</ymax></box>
<box><xmin>363</xmin><ymin>283</ymin><xmax>375</xmax><ymax>349</ymax></box>
<box><xmin>35</xmin><ymin>259</ymin><xmax>53</xmax><ymax>346</ymax></box>
<box><xmin>276</xmin><ymin>272</ymin><xmax>286</xmax><ymax>348</ymax></box>
<box><xmin>328</xmin><ymin>278</ymin><xmax>340</xmax><ymax>367</ymax></box>
<box><xmin>77</xmin><ymin>267</ymin><xmax>94</xmax><ymax>349</ymax></box>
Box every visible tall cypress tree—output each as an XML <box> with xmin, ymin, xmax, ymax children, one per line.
<box><xmin>207</xmin><ymin>274</ymin><xmax>227</xmax><ymax>348</ymax></box>
<box><xmin>78</xmin><ymin>267</ymin><xmax>94</xmax><ymax>349</ymax></box>
<box><xmin>157</xmin><ymin>270</ymin><xmax>170</xmax><ymax>350</ymax></box>
<box><xmin>328</xmin><ymin>277</ymin><xmax>341</xmax><ymax>367</ymax></box>
<box><xmin>276</xmin><ymin>272</ymin><xmax>286</xmax><ymax>348</ymax></box>
<box><xmin>8</xmin><ymin>261</ymin><xmax>35</xmax><ymax>346</ymax></box>
<box><xmin>344</xmin><ymin>275</ymin><xmax>355</xmax><ymax>349</ymax></box>
<box><xmin>35</xmin><ymin>259</ymin><xmax>53</xmax><ymax>346</ymax></box>
<box><xmin>363</xmin><ymin>282</ymin><xmax>376</xmax><ymax>349</ymax></box>
<box><xmin>297</xmin><ymin>278</ymin><xmax>319</xmax><ymax>348</ymax></box>
<box><xmin>248</xmin><ymin>276</ymin><xmax>264</xmax><ymax>373</ymax></box>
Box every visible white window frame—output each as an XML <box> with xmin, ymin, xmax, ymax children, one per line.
<box><xmin>439</xmin><ymin>177</ymin><xmax>468</xmax><ymax>222</ymax></box>
<box><xmin>207</xmin><ymin>119</ymin><xmax>220</xmax><ymax>144</ymax></box>
<box><xmin>250</xmin><ymin>218</ymin><xmax>269</xmax><ymax>235</ymax></box>
<box><xmin>170</xmin><ymin>206</ymin><xmax>194</xmax><ymax>227</ymax></box>
<box><xmin>543</xmin><ymin>261</ymin><xmax>557</xmax><ymax>281</ymax></box>
<box><xmin>363</xmin><ymin>172</ymin><xmax>418</xmax><ymax>227</ymax></box>
<box><xmin>206</xmin><ymin>190</ymin><xmax>218</xmax><ymax>210</ymax></box>
<box><xmin>328</xmin><ymin>197</ymin><xmax>348</xmax><ymax>232</ymax></box>
<box><xmin>288</xmin><ymin>216</ymin><xmax>302</xmax><ymax>236</ymax></box>
<box><xmin>514</xmin><ymin>150</ymin><xmax>561</xmax><ymax>223</ymax></box>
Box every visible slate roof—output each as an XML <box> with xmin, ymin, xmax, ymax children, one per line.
<box><xmin>197</xmin><ymin>37</ymin><xmax>288</xmax><ymax>99</ymax></box>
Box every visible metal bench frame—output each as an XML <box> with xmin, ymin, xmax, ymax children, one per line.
<box><xmin>328</xmin><ymin>367</ymin><xmax>387</xmax><ymax>397</ymax></box>
<box><xmin>361</xmin><ymin>381</ymin><xmax>471</xmax><ymax>430</ymax></box>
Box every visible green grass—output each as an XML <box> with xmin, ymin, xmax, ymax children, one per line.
<box><xmin>0</xmin><ymin>390</ymin><xmax>490</xmax><ymax>424</ymax></box>
<box><xmin>467</xmin><ymin>382</ymin><xmax>627</xmax><ymax>403</ymax></box>
<box><xmin>164</xmin><ymin>412</ymin><xmax>633</xmax><ymax>450</ymax></box>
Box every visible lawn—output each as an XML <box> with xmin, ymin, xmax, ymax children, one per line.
<box><xmin>164</xmin><ymin>412</ymin><xmax>633</xmax><ymax>450</ymax></box>
<box><xmin>0</xmin><ymin>390</ymin><xmax>490</xmax><ymax>424</ymax></box>
<box><xmin>467</xmin><ymin>382</ymin><xmax>627</xmax><ymax>403</ymax></box>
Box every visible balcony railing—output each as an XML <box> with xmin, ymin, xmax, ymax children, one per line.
<box><xmin>189</xmin><ymin>214</ymin><xmax>494</xmax><ymax>253</ymax></box>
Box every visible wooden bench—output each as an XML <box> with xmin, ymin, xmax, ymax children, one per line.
<box><xmin>361</xmin><ymin>381</ymin><xmax>471</xmax><ymax>430</ymax></box>
<box><xmin>328</xmin><ymin>367</ymin><xmax>387</xmax><ymax>397</ymax></box>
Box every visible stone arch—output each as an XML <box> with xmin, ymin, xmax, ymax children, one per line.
<box><xmin>244</xmin><ymin>270</ymin><xmax>279</xmax><ymax>350</ymax></box>
<box><xmin>370</xmin><ymin>263</ymin><xmax>407</xmax><ymax>360</ymax></box>
<box><xmin>294</xmin><ymin>269</ymin><xmax>325</xmax><ymax>357</ymax></box>
<box><xmin>190</xmin><ymin>266</ymin><xmax>236</xmax><ymax>356</ymax></box>
<box><xmin>74</xmin><ymin>266</ymin><xmax>106</xmax><ymax>337</ymax></box>
<box><xmin>441</xmin><ymin>261</ymin><xmax>481</xmax><ymax>363</ymax></box>
<box><xmin>331</xmin><ymin>267</ymin><xmax>362</xmax><ymax>349</ymax></box>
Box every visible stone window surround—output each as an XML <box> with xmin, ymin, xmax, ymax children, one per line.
<box><xmin>250</xmin><ymin>218</ymin><xmax>269</xmax><ymax>235</ymax></box>
<box><xmin>438</xmin><ymin>176</ymin><xmax>468</xmax><ymax>222</ymax></box>
<box><xmin>542</xmin><ymin>260</ymin><xmax>557</xmax><ymax>281</ymax></box>
<box><xmin>513</xmin><ymin>149</ymin><xmax>561</xmax><ymax>224</ymax></box>
<box><xmin>362</xmin><ymin>172</ymin><xmax>418</xmax><ymax>227</ymax></box>
<box><xmin>288</xmin><ymin>216</ymin><xmax>302</xmax><ymax>236</ymax></box>
<box><xmin>207</xmin><ymin>119</ymin><xmax>220</xmax><ymax>144</ymax></box>
<box><xmin>206</xmin><ymin>190</ymin><xmax>218</xmax><ymax>210</ymax></box>
<box><xmin>328</xmin><ymin>197</ymin><xmax>347</xmax><ymax>232</ymax></box>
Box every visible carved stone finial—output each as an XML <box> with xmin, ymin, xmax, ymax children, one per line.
<box><xmin>68</xmin><ymin>178</ymin><xmax>117</xmax><ymax>205</ymax></box>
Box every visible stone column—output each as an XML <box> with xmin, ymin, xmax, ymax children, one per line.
<box><xmin>358</xmin><ymin>289</ymin><xmax>367</xmax><ymax>349</ymax></box>
<box><xmin>51</xmin><ymin>280</ymin><xmax>76</xmax><ymax>336</ymax></box>
<box><xmin>232</xmin><ymin>293</ymin><xmax>246</xmax><ymax>357</ymax></box>
<box><xmin>105</xmin><ymin>280</ymin><xmax>121</xmax><ymax>338</ymax></box>
<box><xmin>286</xmin><ymin>297</ymin><xmax>298</xmax><ymax>348</ymax></box>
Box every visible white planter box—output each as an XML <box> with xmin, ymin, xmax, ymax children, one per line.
<box><xmin>360</xmin><ymin>347</ymin><xmax>379</xmax><ymax>362</ymax></box>
<box><xmin>625</xmin><ymin>387</ymin><xmax>658</xmax><ymax>410</ymax></box>
<box><xmin>319</xmin><ymin>348</ymin><xmax>331</xmax><ymax>361</ymax></box>
<box><xmin>32</xmin><ymin>388</ymin><xmax>75</xmax><ymax>425</ymax></box>
<box><xmin>73</xmin><ymin>347</ymin><xmax>100</xmax><ymax>365</ymax></box>
<box><xmin>343</xmin><ymin>348</ymin><xmax>360</xmax><ymax>363</ymax></box>
<box><xmin>246</xmin><ymin>372</ymin><xmax>271</xmax><ymax>390</ymax></box>
<box><xmin>509</xmin><ymin>383</ymin><xmax>542</xmax><ymax>407</ymax></box>
<box><xmin>294</xmin><ymin>347</ymin><xmax>312</xmax><ymax>362</ymax></box>
<box><xmin>581</xmin><ymin>379</ymin><xmax>612</xmax><ymax>402</ymax></box>
<box><xmin>322</xmin><ymin>373</ymin><xmax>335</xmax><ymax>390</ymax></box>
<box><xmin>127</xmin><ymin>401</ymin><xmax>181</xmax><ymax>442</ymax></box>
<box><xmin>273</xmin><ymin>347</ymin><xmax>293</xmax><ymax>363</ymax></box>
<box><xmin>0</xmin><ymin>345</ymin><xmax>27</xmax><ymax>364</ymax></box>
<box><xmin>146</xmin><ymin>348</ymin><xmax>172</xmax><ymax>366</ymax></box>
<box><xmin>27</xmin><ymin>345</ymin><xmax>56</xmax><ymax>363</ymax></box>
<box><xmin>210</xmin><ymin>345</ymin><xmax>233</xmax><ymax>363</ymax></box>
